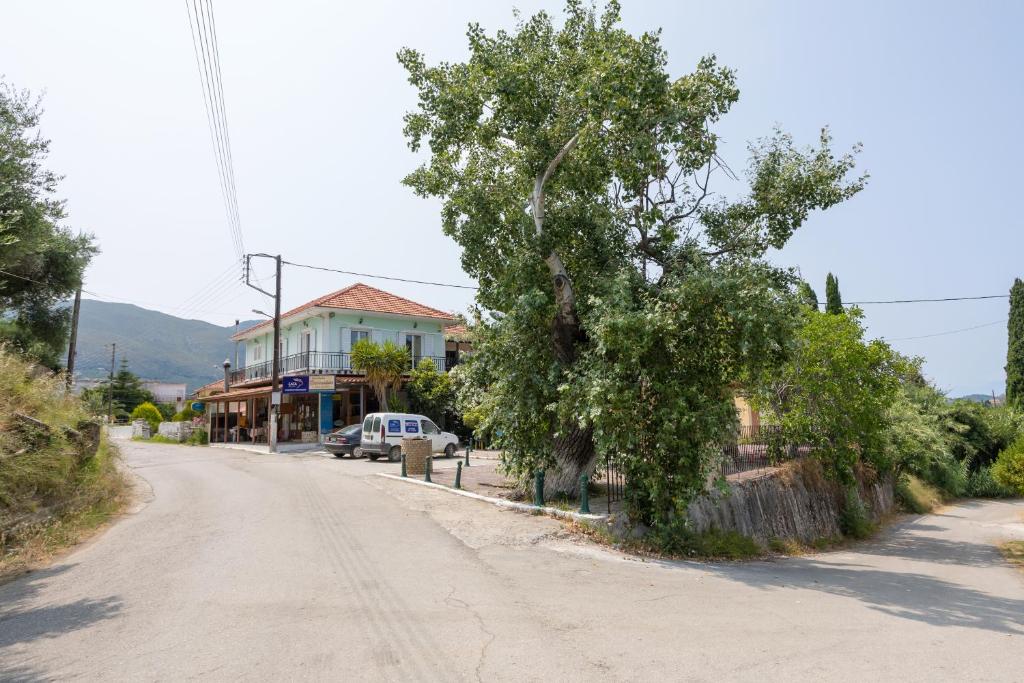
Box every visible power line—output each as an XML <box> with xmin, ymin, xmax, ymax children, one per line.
<box><xmin>280</xmin><ymin>259</ymin><xmax>480</xmax><ymax>290</ymax></box>
<box><xmin>842</xmin><ymin>294</ymin><xmax>1009</xmax><ymax>305</ymax></box>
<box><xmin>884</xmin><ymin>319</ymin><xmax>1006</xmax><ymax>342</ymax></box>
<box><xmin>185</xmin><ymin>0</ymin><xmax>245</xmax><ymax>261</ymax></box>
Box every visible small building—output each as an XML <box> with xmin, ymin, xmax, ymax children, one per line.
<box><xmin>142</xmin><ymin>381</ymin><xmax>187</xmax><ymax>413</ymax></box>
<box><xmin>194</xmin><ymin>283</ymin><xmax>469</xmax><ymax>446</ymax></box>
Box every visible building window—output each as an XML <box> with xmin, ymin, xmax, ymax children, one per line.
<box><xmin>351</xmin><ymin>329</ymin><xmax>369</xmax><ymax>347</ymax></box>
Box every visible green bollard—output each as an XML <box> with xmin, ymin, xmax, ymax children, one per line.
<box><xmin>534</xmin><ymin>469</ymin><xmax>545</xmax><ymax>507</ymax></box>
<box><xmin>425</xmin><ymin>455</ymin><xmax>432</xmax><ymax>483</ymax></box>
<box><xmin>464</xmin><ymin>444</ymin><xmax>471</xmax><ymax>467</ymax></box>
<box><xmin>454</xmin><ymin>461</ymin><xmax>463</xmax><ymax>489</ymax></box>
<box><xmin>579</xmin><ymin>473</ymin><xmax>590</xmax><ymax>514</ymax></box>
<box><xmin>401</xmin><ymin>452</ymin><xmax>407</xmax><ymax>478</ymax></box>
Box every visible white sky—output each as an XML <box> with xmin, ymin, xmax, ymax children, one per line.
<box><xmin>3</xmin><ymin>0</ymin><xmax>1021</xmax><ymax>396</ymax></box>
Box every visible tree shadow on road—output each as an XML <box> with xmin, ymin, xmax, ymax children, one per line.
<box><xmin>0</xmin><ymin>563</ymin><xmax>122</xmax><ymax>680</ymax></box>
<box><xmin>701</xmin><ymin>556</ymin><xmax>1024</xmax><ymax>635</ymax></box>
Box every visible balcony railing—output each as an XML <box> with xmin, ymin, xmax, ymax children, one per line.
<box><xmin>228</xmin><ymin>352</ymin><xmax>451</xmax><ymax>386</ymax></box>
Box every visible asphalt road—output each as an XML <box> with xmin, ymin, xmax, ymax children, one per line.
<box><xmin>1</xmin><ymin>441</ymin><xmax>1023</xmax><ymax>681</ymax></box>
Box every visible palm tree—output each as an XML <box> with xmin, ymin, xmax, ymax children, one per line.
<box><xmin>351</xmin><ymin>338</ymin><xmax>409</xmax><ymax>411</ymax></box>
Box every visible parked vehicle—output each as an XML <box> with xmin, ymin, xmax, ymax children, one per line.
<box><xmin>324</xmin><ymin>423</ymin><xmax>362</xmax><ymax>457</ymax></box>
<box><xmin>360</xmin><ymin>412</ymin><xmax>459</xmax><ymax>462</ymax></box>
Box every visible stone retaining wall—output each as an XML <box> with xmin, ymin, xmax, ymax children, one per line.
<box><xmin>686</xmin><ymin>461</ymin><xmax>894</xmax><ymax>543</ymax></box>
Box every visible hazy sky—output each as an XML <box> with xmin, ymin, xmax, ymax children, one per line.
<box><xmin>3</xmin><ymin>1</ymin><xmax>1021</xmax><ymax>395</ymax></box>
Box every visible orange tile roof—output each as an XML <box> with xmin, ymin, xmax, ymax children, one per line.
<box><xmin>235</xmin><ymin>283</ymin><xmax>454</xmax><ymax>339</ymax></box>
<box><xmin>444</xmin><ymin>324</ymin><xmax>471</xmax><ymax>341</ymax></box>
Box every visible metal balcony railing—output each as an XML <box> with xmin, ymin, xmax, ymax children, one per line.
<box><xmin>228</xmin><ymin>352</ymin><xmax>450</xmax><ymax>386</ymax></box>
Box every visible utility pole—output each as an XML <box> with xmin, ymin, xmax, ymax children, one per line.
<box><xmin>107</xmin><ymin>343</ymin><xmax>116</xmax><ymax>423</ymax></box>
<box><xmin>66</xmin><ymin>285</ymin><xmax>82</xmax><ymax>392</ymax></box>
<box><xmin>245</xmin><ymin>254</ymin><xmax>282</xmax><ymax>453</ymax></box>
<box><xmin>233</xmin><ymin>319</ymin><xmax>240</xmax><ymax>369</ymax></box>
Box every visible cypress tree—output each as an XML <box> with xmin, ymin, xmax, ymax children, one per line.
<box><xmin>797</xmin><ymin>282</ymin><xmax>819</xmax><ymax>310</ymax></box>
<box><xmin>1007</xmin><ymin>278</ymin><xmax>1024</xmax><ymax>408</ymax></box>
<box><xmin>825</xmin><ymin>272</ymin><xmax>843</xmax><ymax>314</ymax></box>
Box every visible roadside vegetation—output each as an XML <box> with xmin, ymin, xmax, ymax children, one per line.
<box><xmin>0</xmin><ymin>346</ymin><xmax>129</xmax><ymax>580</ymax></box>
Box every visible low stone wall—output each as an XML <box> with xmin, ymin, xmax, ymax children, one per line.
<box><xmin>686</xmin><ymin>460</ymin><xmax>894</xmax><ymax>544</ymax></box>
<box><xmin>157</xmin><ymin>421</ymin><xmax>194</xmax><ymax>442</ymax></box>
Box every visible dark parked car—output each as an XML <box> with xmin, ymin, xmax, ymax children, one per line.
<box><xmin>324</xmin><ymin>424</ymin><xmax>362</xmax><ymax>457</ymax></box>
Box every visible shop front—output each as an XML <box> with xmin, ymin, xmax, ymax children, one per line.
<box><xmin>205</xmin><ymin>376</ymin><xmax>374</xmax><ymax>445</ymax></box>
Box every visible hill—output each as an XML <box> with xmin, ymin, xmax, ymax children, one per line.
<box><xmin>71</xmin><ymin>299</ymin><xmax>257</xmax><ymax>391</ymax></box>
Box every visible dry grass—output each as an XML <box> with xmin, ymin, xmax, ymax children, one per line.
<box><xmin>0</xmin><ymin>435</ymin><xmax>129</xmax><ymax>583</ymax></box>
<box><xmin>0</xmin><ymin>347</ymin><xmax>130</xmax><ymax>583</ymax></box>
<box><xmin>1000</xmin><ymin>540</ymin><xmax>1024</xmax><ymax>574</ymax></box>
<box><xmin>897</xmin><ymin>474</ymin><xmax>944</xmax><ymax>514</ymax></box>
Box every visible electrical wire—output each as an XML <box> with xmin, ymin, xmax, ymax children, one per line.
<box><xmin>185</xmin><ymin>0</ymin><xmax>242</xmax><ymax>260</ymax></box>
<box><xmin>280</xmin><ymin>259</ymin><xmax>479</xmax><ymax>290</ymax></box>
<box><xmin>842</xmin><ymin>294</ymin><xmax>1010</xmax><ymax>305</ymax></box>
<box><xmin>883</xmin><ymin>319</ymin><xmax>1006</xmax><ymax>342</ymax></box>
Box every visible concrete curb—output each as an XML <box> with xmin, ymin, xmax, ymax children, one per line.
<box><xmin>376</xmin><ymin>473</ymin><xmax>608</xmax><ymax>523</ymax></box>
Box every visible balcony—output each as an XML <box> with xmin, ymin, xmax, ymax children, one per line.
<box><xmin>228</xmin><ymin>351</ymin><xmax>451</xmax><ymax>387</ymax></box>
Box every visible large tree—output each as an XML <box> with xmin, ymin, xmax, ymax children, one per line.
<box><xmin>1007</xmin><ymin>278</ymin><xmax>1024</xmax><ymax>408</ymax></box>
<box><xmin>399</xmin><ymin>2</ymin><xmax>864</xmax><ymax>522</ymax></box>
<box><xmin>0</xmin><ymin>81</ymin><xmax>96</xmax><ymax>368</ymax></box>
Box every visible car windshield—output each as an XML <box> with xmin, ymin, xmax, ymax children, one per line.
<box><xmin>338</xmin><ymin>424</ymin><xmax>360</xmax><ymax>436</ymax></box>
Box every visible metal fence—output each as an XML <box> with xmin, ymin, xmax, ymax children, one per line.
<box><xmin>720</xmin><ymin>424</ymin><xmax>804</xmax><ymax>477</ymax></box>
<box><xmin>602</xmin><ymin>452</ymin><xmax>627</xmax><ymax>514</ymax></box>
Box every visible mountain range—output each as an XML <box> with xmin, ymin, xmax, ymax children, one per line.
<box><xmin>71</xmin><ymin>299</ymin><xmax>257</xmax><ymax>391</ymax></box>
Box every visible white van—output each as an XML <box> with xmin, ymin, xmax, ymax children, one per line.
<box><xmin>360</xmin><ymin>413</ymin><xmax>459</xmax><ymax>461</ymax></box>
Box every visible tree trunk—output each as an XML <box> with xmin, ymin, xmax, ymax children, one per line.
<box><xmin>544</xmin><ymin>422</ymin><xmax>596</xmax><ymax>498</ymax></box>
<box><xmin>527</xmin><ymin>133</ymin><xmax>597</xmax><ymax>498</ymax></box>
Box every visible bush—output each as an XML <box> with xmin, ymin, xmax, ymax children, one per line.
<box><xmin>992</xmin><ymin>437</ymin><xmax>1024</xmax><ymax>495</ymax></box>
<box><xmin>839</xmin><ymin>488</ymin><xmax>875</xmax><ymax>539</ymax></box>
<box><xmin>155</xmin><ymin>403</ymin><xmax>176</xmax><ymax>421</ymax></box>
<box><xmin>130</xmin><ymin>401</ymin><xmax>162</xmax><ymax>433</ymax></box>
<box><xmin>967</xmin><ymin>465</ymin><xmax>1015</xmax><ymax>498</ymax></box>
<box><xmin>186</xmin><ymin>428</ymin><xmax>209</xmax><ymax>446</ymax></box>
<box><xmin>172</xmin><ymin>406</ymin><xmax>197</xmax><ymax>422</ymax></box>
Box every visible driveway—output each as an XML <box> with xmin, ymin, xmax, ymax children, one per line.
<box><xmin>1</xmin><ymin>441</ymin><xmax>1022</xmax><ymax>681</ymax></box>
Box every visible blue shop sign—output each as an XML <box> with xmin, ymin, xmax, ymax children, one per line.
<box><xmin>282</xmin><ymin>376</ymin><xmax>309</xmax><ymax>394</ymax></box>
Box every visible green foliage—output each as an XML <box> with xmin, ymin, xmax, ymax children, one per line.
<box><xmin>992</xmin><ymin>436</ymin><xmax>1024</xmax><ymax>495</ymax></box>
<box><xmin>186</xmin><ymin>428</ymin><xmax>209</xmax><ymax>446</ymax></box>
<box><xmin>155</xmin><ymin>402</ymin><xmax>176</xmax><ymax>421</ymax></box>
<box><xmin>824</xmin><ymin>272</ymin><xmax>842</xmax><ymax>314</ymax></box>
<box><xmin>966</xmin><ymin>465</ymin><xmax>1015</xmax><ymax>498</ymax></box>
<box><xmin>1008</xmin><ymin>278</ymin><xmax>1024</xmax><ymax>409</ymax></box>
<box><xmin>0</xmin><ymin>81</ymin><xmax>97</xmax><ymax>368</ymax></box>
<box><xmin>172</xmin><ymin>406</ymin><xmax>197</xmax><ymax>422</ymax></box>
<box><xmin>753</xmin><ymin>309</ymin><xmax>903</xmax><ymax>483</ymax></box>
<box><xmin>797</xmin><ymin>281</ymin><xmax>818</xmax><ymax>309</ymax></box>
<box><xmin>400</xmin><ymin>0</ymin><xmax>864</xmax><ymax>522</ymax></box>
<box><xmin>350</xmin><ymin>338</ymin><xmax>408</xmax><ymax>412</ymax></box>
<box><xmin>406</xmin><ymin>358</ymin><xmax>455</xmax><ymax>427</ymax></box>
<box><xmin>895</xmin><ymin>475</ymin><xmax>942</xmax><ymax>514</ymax></box>
<box><xmin>129</xmin><ymin>401</ymin><xmax>162</xmax><ymax>433</ymax></box>
<box><xmin>80</xmin><ymin>358</ymin><xmax>155</xmax><ymax>417</ymax></box>
<box><xmin>838</xmin><ymin>488</ymin><xmax>875</xmax><ymax>539</ymax></box>
<box><xmin>641</xmin><ymin>520</ymin><xmax>762</xmax><ymax>559</ymax></box>
<box><xmin>944</xmin><ymin>400</ymin><xmax>1022</xmax><ymax>470</ymax></box>
<box><xmin>0</xmin><ymin>346</ymin><xmax>123</xmax><ymax>540</ymax></box>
